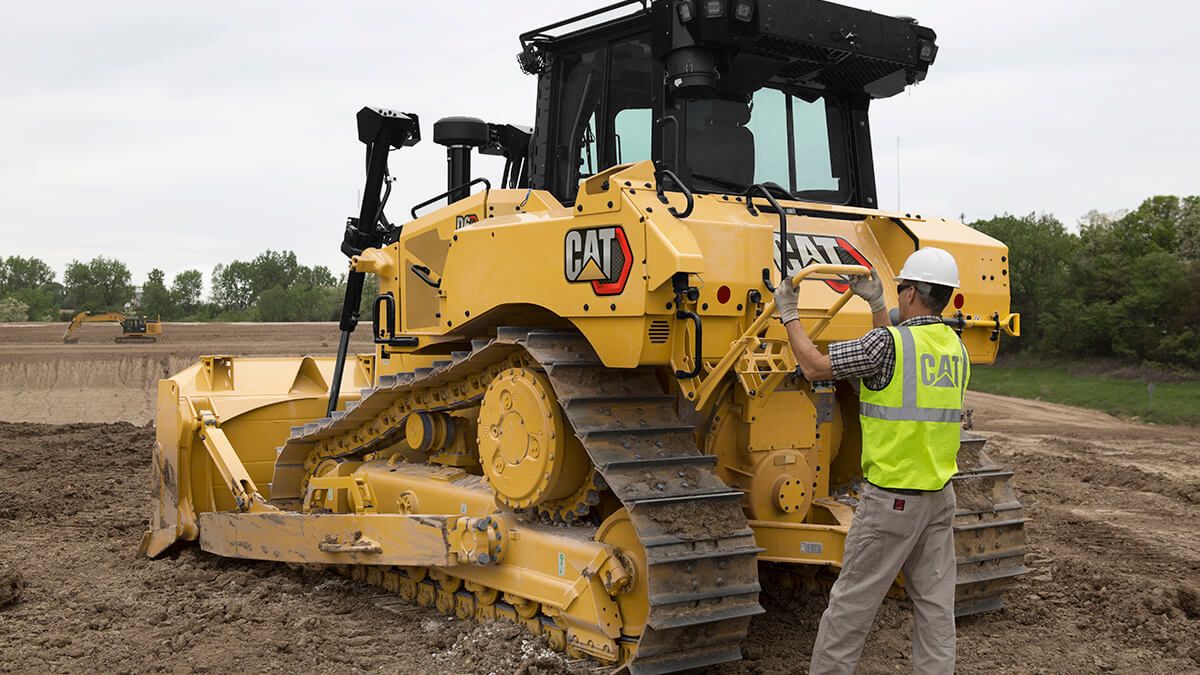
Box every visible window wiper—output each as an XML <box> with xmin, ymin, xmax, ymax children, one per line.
<box><xmin>691</xmin><ymin>173</ymin><xmax>749</xmax><ymax>194</ymax></box>
<box><xmin>693</xmin><ymin>174</ymin><xmax>797</xmax><ymax>202</ymax></box>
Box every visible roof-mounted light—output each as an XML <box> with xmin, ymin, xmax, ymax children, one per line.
<box><xmin>918</xmin><ymin>39</ymin><xmax>938</xmax><ymax>63</ymax></box>
<box><xmin>676</xmin><ymin>0</ymin><xmax>696</xmax><ymax>23</ymax></box>
<box><xmin>733</xmin><ymin>0</ymin><xmax>755</xmax><ymax>22</ymax></box>
<box><xmin>702</xmin><ymin>0</ymin><xmax>726</xmax><ymax>19</ymax></box>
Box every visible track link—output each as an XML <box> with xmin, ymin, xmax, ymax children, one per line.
<box><xmin>272</xmin><ymin>329</ymin><xmax>763</xmax><ymax>674</ymax></box>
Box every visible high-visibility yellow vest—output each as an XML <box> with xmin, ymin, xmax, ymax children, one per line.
<box><xmin>859</xmin><ymin>323</ymin><xmax>970</xmax><ymax>491</ymax></box>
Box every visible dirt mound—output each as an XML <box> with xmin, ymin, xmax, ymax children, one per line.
<box><xmin>1012</xmin><ymin>437</ymin><xmax>1200</xmax><ymax>505</ymax></box>
<box><xmin>435</xmin><ymin>621</ymin><xmax>591</xmax><ymax>675</ymax></box>
<box><xmin>3</xmin><ymin>413</ymin><xmax>1198</xmax><ymax>673</ymax></box>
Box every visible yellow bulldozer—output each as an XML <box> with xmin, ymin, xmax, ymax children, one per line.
<box><xmin>143</xmin><ymin>1</ymin><xmax>1023</xmax><ymax>671</ymax></box>
<box><xmin>63</xmin><ymin>311</ymin><xmax>163</xmax><ymax>344</ymax></box>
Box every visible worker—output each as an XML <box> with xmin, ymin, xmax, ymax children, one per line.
<box><xmin>774</xmin><ymin>247</ymin><xmax>969</xmax><ymax>675</ymax></box>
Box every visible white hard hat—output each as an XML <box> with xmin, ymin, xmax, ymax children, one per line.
<box><xmin>896</xmin><ymin>247</ymin><xmax>960</xmax><ymax>288</ymax></box>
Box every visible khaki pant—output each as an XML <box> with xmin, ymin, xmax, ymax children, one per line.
<box><xmin>810</xmin><ymin>482</ymin><xmax>957</xmax><ymax>674</ymax></box>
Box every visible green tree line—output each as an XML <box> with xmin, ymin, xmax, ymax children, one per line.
<box><xmin>0</xmin><ymin>249</ymin><xmax>376</xmax><ymax>323</ymax></box>
<box><xmin>973</xmin><ymin>195</ymin><xmax>1200</xmax><ymax>369</ymax></box>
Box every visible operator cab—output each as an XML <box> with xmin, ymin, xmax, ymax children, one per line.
<box><xmin>122</xmin><ymin>317</ymin><xmax>148</xmax><ymax>335</ymax></box>
<box><xmin>519</xmin><ymin>0</ymin><xmax>937</xmax><ymax>209</ymax></box>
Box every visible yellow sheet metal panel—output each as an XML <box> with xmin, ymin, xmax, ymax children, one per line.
<box><xmin>198</xmin><ymin>512</ymin><xmax>453</xmax><ymax>566</ymax></box>
<box><xmin>142</xmin><ymin>377</ymin><xmax>194</xmax><ymax>557</ymax></box>
<box><xmin>750</xmin><ymin>520</ymin><xmax>848</xmax><ymax>566</ymax></box>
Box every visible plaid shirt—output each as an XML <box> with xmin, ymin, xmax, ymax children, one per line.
<box><xmin>828</xmin><ymin>315</ymin><xmax>945</xmax><ymax>390</ymax></box>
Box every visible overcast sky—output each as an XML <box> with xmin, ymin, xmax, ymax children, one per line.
<box><xmin>1</xmin><ymin>1</ymin><xmax>1196</xmax><ymax>288</ymax></box>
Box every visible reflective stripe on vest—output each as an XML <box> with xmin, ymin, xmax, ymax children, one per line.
<box><xmin>858</xmin><ymin>324</ymin><xmax>970</xmax><ymax>491</ymax></box>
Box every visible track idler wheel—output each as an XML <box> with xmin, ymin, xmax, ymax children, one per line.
<box><xmin>477</xmin><ymin>368</ymin><xmax>589</xmax><ymax>510</ymax></box>
<box><xmin>595</xmin><ymin>508</ymin><xmax>649</xmax><ymax>638</ymax></box>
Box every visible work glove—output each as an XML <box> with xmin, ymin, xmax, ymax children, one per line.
<box><xmin>774</xmin><ymin>278</ymin><xmax>801</xmax><ymax>325</ymax></box>
<box><xmin>850</xmin><ymin>269</ymin><xmax>887</xmax><ymax>313</ymax></box>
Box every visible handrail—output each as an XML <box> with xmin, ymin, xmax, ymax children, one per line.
<box><xmin>410</xmin><ymin>177</ymin><xmax>491</xmax><ymax>220</ymax></box>
<box><xmin>745</xmin><ymin>182</ymin><xmax>791</xmax><ymax>292</ymax></box>
<box><xmin>410</xmin><ymin>264</ymin><xmax>441</xmax><ymax>289</ymax></box>
<box><xmin>519</xmin><ymin>0</ymin><xmax>649</xmax><ymax>47</ymax></box>
<box><xmin>747</xmin><ymin>263</ymin><xmax>870</xmax><ymax>346</ymax></box>
<box><xmin>656</xmin><ymin>169</ymin><xmax>694</xmax><ymax>219</ymax></box>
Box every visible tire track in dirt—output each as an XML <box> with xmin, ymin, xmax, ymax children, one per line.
<box><xmin>964</xmin><ymin>411</ymin><xmax>1200</xmax><ymax>673</ymax></box>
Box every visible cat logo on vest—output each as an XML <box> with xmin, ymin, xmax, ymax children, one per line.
<box><xmin>921</xmin><ymin>353</ymin><xmax>963</xmax><ymax>388</ymax></box>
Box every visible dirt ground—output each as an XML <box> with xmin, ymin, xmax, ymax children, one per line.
<box><xmin>0</xmin><ymin>324</ymin><xmax>1197</xmax><ymax>674</ymax></box>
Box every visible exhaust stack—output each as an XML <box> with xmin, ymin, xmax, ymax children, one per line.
<box><xmin>433</xmin><ymin>116</ymin><xmax>489</xmax><ymax>204</ymax></box>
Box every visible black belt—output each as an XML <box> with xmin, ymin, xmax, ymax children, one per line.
<box><xmin>867</xmin><ymin>481</ymin><xmax>938</xmax><ymax>496</ymax></box>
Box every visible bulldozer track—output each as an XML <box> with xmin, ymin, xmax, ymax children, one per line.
<box><xmin>273</xmin><ymin>328</ymin><xmax>764</xmax><ymax>673</ymax></box>
<box><xmin>950</xmin><ymin>434</ymin><xmax>1026</xmax><ymax>616</ymax></box>
<box><xmin>114</xmin><ymin>336</ymin><xmax>157</xmax><ymax>344</ymax></box>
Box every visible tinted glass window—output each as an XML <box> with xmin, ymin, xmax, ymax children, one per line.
<box><xmin>605</xmin><ymin>36</ymin><xmax>653</xmax><ymax>168</ymax></box>
<box><xmin>553</xmin><ymin>35</ymin><xmax>653</xmax><ymax>197</ymax></box>
<box><xmin>553</xmin><ymin>45</ymin><xmax>605</xmax><ymax>195</ymax></box>
<box><xmin>686</xmin><ymin>88</ymin><xmax>849</xmax><ymax>202</ymax></box>
<box><xmin>614</xmin><ymin>108</ymin><xmax>652</xmax><ymax>164</ymax></box>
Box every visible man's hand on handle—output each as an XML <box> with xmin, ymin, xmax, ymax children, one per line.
<box><xmin>773</xmin><ymin>277</ymin><xmax>801</xmax><ymax>325</ymax></box>
<box><xmin>773</xmin><ymin>277</ymin><xmax>834</xmax><ymax>380</ymax></box>
<box><xmin>850</xmin><ymin>269</ymin><xmax>887</xmax><ymax>313</ymax></box>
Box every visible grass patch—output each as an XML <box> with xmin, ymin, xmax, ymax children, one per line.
<box><xmin>971</xmin><ymin>363</ymin><xmax>1200</xmax><ymax>426</ymax></box>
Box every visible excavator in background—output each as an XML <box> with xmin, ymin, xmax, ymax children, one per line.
<box><xmin>63</xmin><ymin>311</ymin><xmax>163</xmax><ymax>344</ymax></box>
<box><xmin>142</xmin><ymin>1</ymin><xmax>1023</xmax><ymax>672</ymax></box>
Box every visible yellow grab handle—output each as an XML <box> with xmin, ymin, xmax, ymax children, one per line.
<box><xmin>762</xmin><ymin>264</ymin><xmax>871</xmax><ymax>328</ymax></box>
<box><xmin>785</xmin><ymin>263</ymin><xmax>871</xmax><ymax>289</ymax></box>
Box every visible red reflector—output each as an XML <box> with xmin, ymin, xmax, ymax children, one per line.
<box><xmin>953</xmin><ymin>293</ymin><xmax>965</xmax><ymax>310</ymax></box>
<box><xmin>717</xmin><ymin>285</ymin><xmax>732</xmax><ymax>304</ymax></box>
